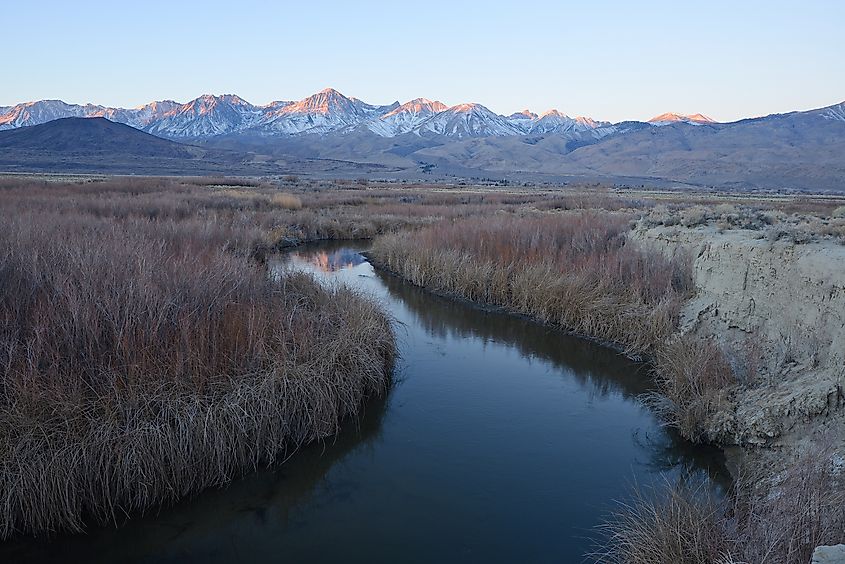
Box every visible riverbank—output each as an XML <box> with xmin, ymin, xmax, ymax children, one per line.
<box><xmin>0</xmin><ymin>179</ymin><xmax>396</xmax><ymax>538</ymax></box>
<box><xmin>369</xmin><ymin>209</ymin><xmax>845</xmax><ymax>562</ymax></box>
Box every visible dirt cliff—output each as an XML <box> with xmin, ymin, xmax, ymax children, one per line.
<box><xmin>635</xmin><ymin>225</ymin><xmax>845</xmax><ymax>462</ymax></box>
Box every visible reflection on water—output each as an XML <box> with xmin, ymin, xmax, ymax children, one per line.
<box><xmin>306</xmin><ymin>247</ymin><xmax>366</xmax><ymax>272</ymax></box>
<box><xmin>2</xmin><ymin>241</ymin><xmax>729</xmax><ymax>564</ymax></box>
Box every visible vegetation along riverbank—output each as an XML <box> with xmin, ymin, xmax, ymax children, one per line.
<box><xmin>2</xmin><ymin>175</ymin><xmax>843</xmax><ymax>562</ymax></box>
<box><xmin>368</xmin><ymin>188</ymin><xmax>845</xmax><ymax>563</ymax></box>
<box><xmin>0</xmin><ymin>177</ymin><xmax>396</xmax><ymax>538</ymax></box>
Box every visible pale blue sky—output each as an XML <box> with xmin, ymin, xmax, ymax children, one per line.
<box><xmin>2</xmin><ymin>0</ymin><xmax>843</xmax><ymax>122</ymax></box>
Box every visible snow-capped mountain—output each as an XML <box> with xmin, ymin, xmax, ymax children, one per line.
<box><xmin>414</xmin><ymin>103</ymin><xmax>524</xmax><ymax>138</ymax></box>
<box><xmin>525</xmin><ymin>110</ymin><xmax>611</xmax><ymax>134</ymax></box>
<box><xmin>509</xmin><ymin>109</ymin><xmax>538</xmax><ymax>120</ymax></box>
<box><xmin>0</xmin><ymin>99</ymin><xmax>182</xmax><ymax>131</ymax></box>
<box><xmin>648</xmin><ymin>112</ymin><xmax>716</xmax><ymax>126</ymax></box>
<box><xmin>92</xmin><ymin>100</ymin><xmax>182</xmax><ymax>129</ymax></box>
<box><xmin>507</xmin><ymin>109</ymin><xmax>538</xmax><ymax>131</ymax></box>
<box><xmin>258</xmin><ymin>88</ymin><xmax>398</xmax><ymax>136</ymax></box>
<box><xmin>1</xmin><ymin>88</ymin><xmax>734</xmax><ymax>141</ymax></box>
<box><xmin>0</xmin><ymin>100</ymin><xmax>93</xmax><ymax>130</ymax></box>
<box><xmin>145</xmin><ymin>94</ymin><xmax>260</xmax><ymax>138</ymax></box>
<box><xmin>261</xmin><ymin>100</ymin><xmax>294</xmax><ymax>111</ymax></box>
<box><xmin>367</xmin><ymin>98</ymin><xmax>448</xmax><ymax>136</ymax></box>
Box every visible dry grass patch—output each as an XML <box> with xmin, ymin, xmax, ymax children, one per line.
<box><xmin>371</xmin><ymin>213</ymin><xmax>693</xmax><ymax>356</ymax></box>
<box><xmin>592</xmin><ymin>444</ymin><xmax>845</xmax><ymax>564</ymax></box>
<box><xmin>647</xmin><ymin>337</ymin><xmax>736</xmax><ymax>441</ymax></box>
<box><xmin>591</xmin><ymin>481</ymin><xmax>735</xmax><ymax>564</ymax></box>
<box><xmin>0</xmin><ymin>181</ymin><xmax>396</xmax><ymax>538</ymax></box>
<box><xmin>271</xmin><ymin>192</ymin><xmax>303</xmax><ymax>209</ymax></box>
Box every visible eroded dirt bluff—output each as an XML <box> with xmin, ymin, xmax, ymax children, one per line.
<box><xmin>634</xmin><ymin>225</ymin><xmax>845</xmax><ymax>454</ymax></box>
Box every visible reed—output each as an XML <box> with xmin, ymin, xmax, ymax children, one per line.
<box><xmin>0</xmin><ymin>181</ymin><xmax>395</xmax><ymax>538</ymax></box>
<box><xmin>371</xmin><ymin>213</ymin><xmax>693</xmax><ymax>356</ymax></box>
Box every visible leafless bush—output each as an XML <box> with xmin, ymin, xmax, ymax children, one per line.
<box><xmin>733</xmin><ymin>444</ymin><xmax>845</xmax><ymax>564</ymax></box>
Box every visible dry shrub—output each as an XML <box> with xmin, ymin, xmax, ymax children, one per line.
<box><xmin>648</xmin><ymin>336</ymin><xmax>736</xmax><ymax>441</ymax></box>
<box><xmin>593</xmin><ymin>444</ymin><xmax>845</xmax><ymax>564</ymax></box>
<box><xmin>591</xmin><ymin>480</ymin><xmax>735</xmax><ymax>564</ymax></box>
<box><xmin>733</xmin><ymin>444</ymin><xmax>845</xmax><ymax>564</ymax></box>
<box><xmin>0</xmin><ymin>185</ymin><xmax>395</xmax><ymax>538</ymax></box>
<box><xmin>181</xmin><ymin>175</ymin><xmax>264</xmax><ymax>187</ymax></box>
<box><xmin>371</xmin><ymin>213</ymin><xmax>693</xmax><ymax>356</ymax></box>
<box><xmin>271</xmin><ymin>192</ymin><xmax>303</xmax><ymax>210</ymax></box>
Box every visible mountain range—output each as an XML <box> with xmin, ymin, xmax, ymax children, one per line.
<box><xmin>1</xmin><ymin>89</ymin><xmax>844</xmax><ymax>191</ymax></box>
<box><xmin>0</xmin><ymin>88</ymin><xmax>677</xmax><ymax>140</ymax></box>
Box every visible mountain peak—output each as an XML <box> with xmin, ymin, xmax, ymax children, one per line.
<box><xmin>539</xmin><ymin>109</ymin><xmax>570</xmax><ymax>119</ymax></box>
<box><xmin>368</xmin><ymin>98</ymin><xmax>449</xmax><ymax>136</ymax></box>
<box><xmin>648</xmin><ymin>112</ymin><xmax>715</xmax><ymax>125</ymax></box>
<box><xmin>416</xmin><ymin>102</ymin><xmax>522</xmax><ymax>137</ymax></box>
<box><xmin>319</xmin><ymin>87</ymin><xmax>342</xmax><ymax>95</ymax></box>
<box><xmin>389</xmin><ymin>98</ymin><xmax>447</xmax><ymax>113</ymax></box>
<box><xmin>509</xmin><ymin>109</ymin><xmax>537</xmax><ymax>120</ymax></box>
<box><xmin>283</xmin><ymin>88</ymin><xmax>356</xmax><ymax>115</ymax></box>
<box><xmin>451</xmin><ymin>103</ymin><xmax>486</xmax><ymax>113</ymax></box>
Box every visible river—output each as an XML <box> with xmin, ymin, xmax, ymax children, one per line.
<box><xmin>1</xmin><ymin>241</ymin><xmax>728</xmax><ymax>563</ymax></box>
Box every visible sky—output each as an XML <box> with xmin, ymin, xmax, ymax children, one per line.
<box><xmin>2</xmin><ymin>0</ymin><xmax>843</xmax><ymax>122</ymax></box>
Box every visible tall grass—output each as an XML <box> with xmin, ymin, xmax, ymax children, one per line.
<box><xmin>646</xmin><ymin>337</ymin><xmax>736</xmax><ymax>441</ymax></box>
<box><xmin>0</xmin><ymin>181</ymin><xmax>395</xmax><ymax>538</ymax></box>
<box><xmin>591</xmin><ymin>480</ymin><xmax>735</xmax><ymax>564</ymax></box>
<box><xmin>371</xmin><ymin>213</ymin><xmax>694</xmax><ymax>356</ymax></box>
<box><xmin>370</xmin><ymin>213</ymin><xmax>738</xmax><ymax>444</ymax></box>
<box><xmin>592</xmin><ymin>444</ymin><xmax>845</xmax><ymax>564</ymax></box>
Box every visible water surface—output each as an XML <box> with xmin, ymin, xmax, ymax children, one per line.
<box><xmin>2</xmin><ymin>242</ymin><xmax>727</xmax><ymax>563</ymax></box>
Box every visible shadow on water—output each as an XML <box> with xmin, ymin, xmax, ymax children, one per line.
<box><xmin>1</xmin><ymin>240</ymin><xmax>731</xmax><ymax>563</ymax></box>
<box><xmin>0</xmin><ymin>389</ymin><xmax>390</xmax><ymax>564</ymax></box>
<box><xmin>371</xmin><ymin>266</ymin><xmax>730</xmax><ymax>488</ymax></box>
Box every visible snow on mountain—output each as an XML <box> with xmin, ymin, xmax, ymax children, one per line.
<box><xmin>502</xmin><ymin>109</ymin><xmax>613</xmax><ymax>137</ymax></box>
<box><xmin>0</xmin><ymin>99</ymin><xmax>183</xmax><ymax>131</ymax></box>
<box><xmin>527</xmin><ymin>110</ymin><xmax>583</xmax><ymax>134</ymax></box>
<box><xmin>574</xmin><ymin>116</ymin><xmax>610</xmax><ymax>129</ymax></box>
<box><xmin>90</xmin><ymin>100</ymin><xmax>182</xmax><ymax>129</ymax></box>
<box><xmin>648</xmin><ymin>112</ymin><xmax>716</xmax><ymax>126</ymax></box>
<box><xmin>0</xmin><ymin>90</ymin><xmax>747</xmax><ymax>142</ymax></box>
<box><xmin>261</xmin><ymin>100</ymin><xmax>294</xmax><ymax>111</ymax></box>
<box><xmin>144</xmin><ymin>95</ymin><xmax>260</xmax><ymax>138</ymax></box>
<box><xmin>509</xmin><ymin>109</ymin><xmax>538</xmax><ymax>121</ymax></box>
<box><xmin>507</xmin><ymin>109</ymin><xmax>538</xmax><ymax>132</ymax></box>
<box><xmin>820</xmin><ymin>101</ymin><xmax>845</xmax><ymax>123</ymax></box>
<box><xmin>0</xmin><ymin>100</ymin><xmax>94</xmax><ymax>130</ymax></box>
<box><xmin>367</xmin><ymin>98</ymin><xmax>448</xmax><ymax>136</ymax></box>
<box><xmin>414</xmin><ymin>103</ymin><xmax>524</xmax><ymax>138</ymax></box>
<box><xmin>260</xmin><ymin>88</ymin><xmax>398</xmax><ymax>135</ymax></box>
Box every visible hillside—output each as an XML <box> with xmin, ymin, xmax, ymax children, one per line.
<box><xmin>0</xmin><ymin>117</ymin><xmax>390</xmax><ymax>176</ymax></box>
<box><xmin>0</xmin><ymin>117</ymin><xmax>198</xmax><ymax>158</ymax></box>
